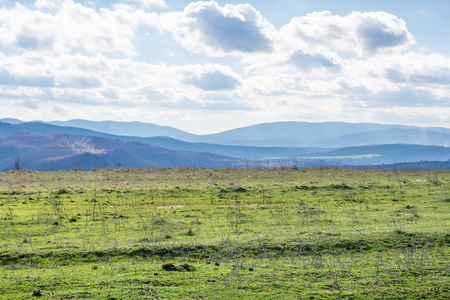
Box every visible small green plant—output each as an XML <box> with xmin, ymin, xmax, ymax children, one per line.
<box><xmin>186</xmin><ymin>227</ymin><xmax>195</xmax><ymax>236</ymax></box>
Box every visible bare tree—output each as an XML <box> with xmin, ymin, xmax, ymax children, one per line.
<box><xmin>13</xmin><ymin>156</ymin><xmax>22</xmax><ymax>171</ymax></box>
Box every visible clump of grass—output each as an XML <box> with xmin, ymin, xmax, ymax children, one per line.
<box><xmin>233</xmin><ymin>186</ymin><xmax>247</xmax><ymax>193</ymax></box>
<box><xmin>152</xmin><ymin>217</ymin><xmax>167</xmax><ymax>225</ymax></box>
<box><xmin>55</xmin><ymin>187</ymin><xmax>71</xmax><ymax>195</ymax></box>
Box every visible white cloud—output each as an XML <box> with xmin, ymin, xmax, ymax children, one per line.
<box><xmin>0</xmin><ymin>47</ymin><xmax>247</xmax><ymax>111</ymax></box>
<box><xmin>384</xmin><ymin>52</ymin><xmax>450</xmax><ymax>85</ymax></box>
<box><xmin>362</xmin><ymin>88</ymin><xmax>442</xmax><ymax>108</ymax></box>
<box><xmin>132</xmin><ymin>0</ymin><xmax>167</xmax><ymax>9</ymax></box>
<box><xmin>52</xmin><ymin>104</ymin><xmax>68</xmax><ymax>115</ymax></box>
<box><xmin>34</xmin><ymin>0</ymin><xmax>63</xmax><ymax>10</ymax></box>
<box><xmin>182</xmin><ymin>64</ymin><xmax>241</xmax><ymax>91</ymax></box>
<box><xmin>279</xmin><ymin>11</ymin><xmax>415</xmax><ymax>57</ymax></box>
<box><xmin>185</xmin><ymin>71</ymin><xmax>240</xmax><ymax>91</ymax></box>
<box><xmin>340</xmin><ymin>52</ymin><xmax>450</xmax><ymax>98</ymax></box>
<box><xmin>0</xmin><ymin>87</ymin><xmax>45</xmax><ymax>98</ymax></box>
<box><xmin>0</xmin><ymin>52</ymin><xmax>110</xmax><ymax>89</ymax></box>
<box><xmin>0</xmin><ymin>1</ymin><xmax>139</xmax><ymax>54</ymax></box>
<box><xmin>290</xmin><ymin>51</ymin><xmax>341</xmax><ymax>73</ymax></box>
<box><xmin>149</xmin><ymin>1</ymin><xmax>276</xmax><ymax>56</ymax></box>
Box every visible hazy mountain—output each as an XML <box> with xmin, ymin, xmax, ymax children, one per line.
<box><xmin>0</xmin><ymin>121</ymin><xmax>327</xmax><ymax>159</ymax></box>
<box><xmin>0</xmin><ymin>134</ymin><xmax>244</xmax><ymax>171</ymax></box>
<box><xmin>0</xmin><ymin>118</ymin><xmax>23</xmax><ymax>124</ymax></box>
<box><xmin>199</xmin><ymin>122</ymin><xmax>450</xmax><ymax>147</ymax></box>
<box><xmin>3</xmin><ymin>119</ymin><xmax>450</xmax><ymax>148</ymax></box>
<box><xmin>1</xmin><ymin>132</ymin><xmax>449</xmax><ymax>171</ymax></box>
<box><xmin>41</xmin><ymin>119</ymin><xmax>450</xmax><ymax>147</ymax></box>
<box><xmin>46</xmin><ymin>119</ymin><xmax>197</xmax><ymax>140</ymax></box>
<box><xmin>139</xmin><ymin>136</ymin><xmax>327</xmax><ymax>159</ymax></box>
<box><xmin>201</xmin><ymin>121</ymin><xmax>396</xmax><ymax>145</ymax></box>
<box><xmin>0</xmin><ymin>121</ymin><xmax>117</xmax><ymax>138</ymax></box>
<box><xmin>1</xmin><ymin>120</ymin><xmax>450</xmax><ymax>170</ymax></box>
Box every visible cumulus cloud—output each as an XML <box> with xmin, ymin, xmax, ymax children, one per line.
<box><xmin>362</xmin><ymin>87</ymin><xmax>441</xmax><ymax>107</ymax></box>
<box><xmin>290</xmin><ymin>51</ymin><xmax>340</xmax><ymax>72</ymax></box>
<box><xmin>185</xmin><ymin>2</ymin><xmax>271</xmax><ymax>53</ymax></box>
<box><xmin>384</xmin><ymin>53</ymin><xmax>450</xmax><ymax>85</ymax></box>
<box><xmin>130</xmin><ymin>86</ymin><xmax>165</xmax><ymax>100</ymax></box>
<box><xmin>23</xmin><ymin>98</ymin><xmax>39</xmax><ymax>109</ymax></box>
<box><xmin>52</xmin><ymin>105</ymin><xmax>68</xmax><ymax>115</ymax></box>
<box><xmin>0</xmin><ymin>87</ymin><xmax>45</xmax><ymax>98</ymax></box>
<box><xmin>280</xmin><ymin>11</ymin><xmax>415</xmax><ymax>57</ymax></box>
<box><xmin>185</xmin><ymin>70</ymin><xmax>240</xmax><ymax>91</ymax></box>
<box><xmin>0</xmin><ymin>53</ymin><xmax>108</xmax><ymax>89</ymax></box>
<box><xmin>34</xmin><ymin>0</ymin><xmax>63</xmax><ymax>10</ymax></box>
<box><xmin>16</xmin><ymin>28</ymin><xmax>56</xmax><ymax>51</ymax></box>
<box><xmin>0</xmin><ymin>1</ymin><xmax>139</xmax><ymax>54</ymax></box>
<box><xmin>386</xmin><ymin>69</ymin><xmax>450</xmax><ymax>84</ymax></box>
<box><xmin>357</xmin><ymin>15</ymin><xmax>410</xmax><ymax>54</ymax></box>
<box><xmin>159</xmin><ymin>95</ymin><xmax>252</xmax><ymax>111</ymax></box>
<box><xmin>335</xmin><ymin>79</ymin><xmax>370</xmax><ymax>96</ymax></box>
<box><xmin>0</xmin><ymin>69</ymin><xmax>55</xmax><ymax>87</ymax></box>
<box><xmin>150</xmin><ymin>1</ymin><xmax>275</xmax><ymax>56</ymax></box>
<box><xmin>55</xmin><ymin>75</ymin><xmax>104</xmax><ymax>89</ymax></box>
<box><xmin>132</xmin><ymin>0</ymin><xmax>167</xmax><ymax>9</ymax></box>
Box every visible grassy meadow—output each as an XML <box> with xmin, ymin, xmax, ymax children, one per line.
<box><xmin>0</xmin><ymin>167</ymin><xmax>449</xmax><ymax>299</ymax></box>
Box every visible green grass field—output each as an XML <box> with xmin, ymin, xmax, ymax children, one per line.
<box><xmin>0</xmin><ymin>167</ymin><xmax>449</xmax><ymax>299</ymax></box>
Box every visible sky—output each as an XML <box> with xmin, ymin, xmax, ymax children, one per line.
<box><xmin>0</xmin><ymin>0</ymin><xmax>449</xmax><ymax>134</ymax></box>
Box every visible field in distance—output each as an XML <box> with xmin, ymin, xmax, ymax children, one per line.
<box><xmin>0</xmin><ymin>167</ymin><xmax>449</xmax><ymax>299</ymax></box>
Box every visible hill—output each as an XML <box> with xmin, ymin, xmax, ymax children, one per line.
<box><xmin>3</xmin><ymin>119</ymin><xmax>450</xmax><ymax>148</ymax></box>
<box><xmin>1</xmin><ymin>120</ymin><xmax>450</xmax><ymax>170</ymax></box>
<box><xmin>46</xmin><ymin>119</ymin><xmax>197</xmax><ymax>140</ymax></box>
<box><xmin>0</xmin><ymin>121</ymin><xmax>117</xmax><ymax>138</ymax></box>
<box><xmin>0</xmin><ymin>121</ymin><xmax>328</xmax><ymax>160</ymax></box>
<box><xmin>0</xmin><ymin>134</ymin><xmax>244</xmax><ymax>171</ymax></box>
<box><xmin>35</xmin><ymin>120</ymin><xmax>450</xmax><ymax>147</ymax></box>
<box><xmin>200</xmin><ymin>122</ymin><xmax>450</xmax><ymax>147</ymax></box>
<box><xmin>139</xmin><ymin>136</ymin><xmax>327</xmax><ymax>159</ymax></box>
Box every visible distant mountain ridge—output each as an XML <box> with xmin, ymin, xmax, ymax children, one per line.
<box><xmin>1</xmin><ymin>133</ymin><xmax>448</xmax><ymax>171</ymax></box>
<box><xmin>0</xmin><ymin>134</ymin><xmax>244</xmax><ymax>171</ymax></box>
<box><xmin>198</xmin><ymin>122</ymin><xmax>450</xmax><ymax>147</ymax></box>
<box><xmin>46</xmin><ymin>119</ymin><xmax>197</xmax><ymax>140</ymax></box>
<box><xmin>1</xmin><ymin>119</ymin><xmax>450</xmax><ymax>171</ymax></box>
<box><xmin>2</xmin><ymin>119</ymin><xmax>449</xmax><ymax>147</ymax></box>
<box><xmin>0</xmin><ymin>121</ymin><xmax>325</xmax><ymax>159</ymax></box>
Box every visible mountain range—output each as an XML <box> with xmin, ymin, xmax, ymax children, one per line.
<box><xmin>1</xmin><ymin>119</ymin><xmax>449</xmax><ymax>171</ymax></box>
<box><xmin>43</xmin><ymin>119</ymin><xmax>450</xmax><ymax>147</ymax></box>
<box><xmin>0</xmin><ymin>134</ymin><xmax>244</xmax><ymax>171</ymax></box>
<box><xmin>4</xmin><ymin>118</ymin><xmax>450</xmax><ymax>147</ymax></box>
